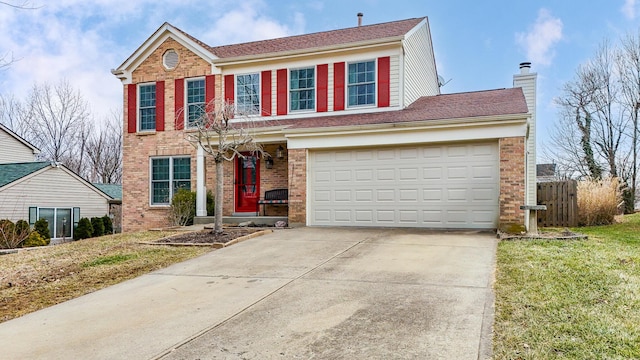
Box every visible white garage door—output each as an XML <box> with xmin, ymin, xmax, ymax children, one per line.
<box><xmin>309</xmin><ymin>142</ymin><xmax>499</xmax><ymax>228</ymax></box>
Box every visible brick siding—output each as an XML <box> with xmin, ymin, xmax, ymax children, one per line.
<box><xmin>287</xmin><ymin>148</ymin><xmax>307</xmax><ymax>226</ymax></box>
<box><xmin>498</xmin><ymin>136</ymin><xmax>526</xmax><ymax>230</ymax></box>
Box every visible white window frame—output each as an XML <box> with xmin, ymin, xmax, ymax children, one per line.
<box><xmin>235</xmin><ymin>73</ymin><xmax>261</xmax><ymax>116</ymax></box>
<box><xmin>185</xmin><ymin>77</ymin><xmax>206</xmax><ymax>129</ymax></box>
<box><xmin>138</xmin><ymin>82</ymin><xmax>156</xmax><ymax>132</ymax></box>
<box><xmin>346</xmin><ymin>59</ymin><xmax>377</xmax><ymax>108</ymax></box>
<box><xmin>30</xmin><ymin>207</ymin><xmax>76</xmax><ymax>239</ymax></box>
<box><xmin>149</xmin><ymin>156</ymin><xmax>191</xmax><ymax>206</ymax></box>
<box><xmin>289</xmin><ymin>66</ymin><xmax>316</xmax><ymax>113</ymax></box>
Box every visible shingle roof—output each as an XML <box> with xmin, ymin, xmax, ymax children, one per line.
<box><xmin>93</xmin><ymin>183</ymin><xmax>122</xmax><ymax>200</ymax></box>
<box><xmin>207</xmin><ymin>17</ymin><xmax>425</xmax><ymax>59</ymax></box>
<box><xmin>0</xmin><ymin>162</ymin><xmax>50</xmax><ymax>188</ymax></box>
<box><xmin>279</xmin><ymin>88</ymin><xmax>529</xmax><ymax>130</ymax></box>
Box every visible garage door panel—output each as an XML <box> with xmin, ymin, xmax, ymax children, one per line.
<box><xmin>309</xmin><ymin>142</ymin><xmax>498</xmax><ymax>228</ymax></box>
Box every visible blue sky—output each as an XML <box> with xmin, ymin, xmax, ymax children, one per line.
<box><xmin>2</xmin><ymin>0</ymin><xmax>640</xmax><ymax>159</ymax></box>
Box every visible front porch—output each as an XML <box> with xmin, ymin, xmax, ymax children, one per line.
<box><xmin>193</xmin><ymin>215</ymin><xmax>288</xmax><ymax>227</ymax></box>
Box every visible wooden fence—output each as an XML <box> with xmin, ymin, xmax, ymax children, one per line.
<box><xmin>537</xmin><ymin>180</ymin><xmax>578</xmax><ymax>227</ymax></box>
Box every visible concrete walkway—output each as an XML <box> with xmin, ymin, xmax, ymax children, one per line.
<box><xmin>0</xmin><ymin>227</ymin><xmax>497</xmax><ymax>359</ymax></box>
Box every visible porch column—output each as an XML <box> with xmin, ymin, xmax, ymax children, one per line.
<box><xmin>196</xmin><ymin>144</ymin><xmax>207</xmax><ymax>217</ymax></box>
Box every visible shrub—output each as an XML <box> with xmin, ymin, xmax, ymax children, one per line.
<box><xmin>15</xmin><ymin>220</ymin><xmax>30</xmax><ymax>236</ymax></box>
<box><xmin>91</xmin><ymin>217</ymin><xmax>105</xmax><ymax>237</ymax></box>
<box><xmin>102</xmin><ymin>215</ymin><xmax>113</xmax><ymax>234</ymax></box>
<box><xmin>578</xmin><ymin>177</ymin><xmax>623</xmax><ymax>226</ymax></box>
<box><xmin>168</xmin><ymin>189</ymin><xmax>196</xmax><ymax>226</ymax></box>
<box><xmin>207</xmin><ymin>190</ymin><xmax>215</xmax><ymax>216</ymax></box>
<box><xmin>34</xmin><ymin>218</ymin><xmax>51</xmax><ymax>241</ymax></box>
<box><xmin>74</xmin><ymin>217</ymin><xmax>93</xmax><ymax>240</ymax></box>
<box><xmin>0</xmin><ymin>219</ymin><xmax>30</xmax><ymax>249</ymax></box>
<box><xmin>22</xmin><ymin>231</ymin><xmax>49</xmax><ymax>247</ymax></box>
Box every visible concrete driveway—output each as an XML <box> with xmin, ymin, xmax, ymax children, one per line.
<box><xmin>0</xmin><ymin>227</ymin><xmax>497</xmax><ymax>359</ymax></box>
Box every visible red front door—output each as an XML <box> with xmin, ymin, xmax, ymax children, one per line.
<box><xmin>235</xmin><ymin>153</ymin><xmax>260</xmax><ymax>213</ymax></box>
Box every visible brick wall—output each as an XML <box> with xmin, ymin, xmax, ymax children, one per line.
<box><xmin>122</xmin><ymin>38</ymin><xmax>215</xmax><ymax>232</ymax></box>
<box><xmin>499</xmin><ymin>136</ymin><xmax>526</xmax><ymax>231</ymax></box>
<box><xmin>287</xmin><ymin>148</ymin><xmax>307</xmax><ymax>225</ymax></box>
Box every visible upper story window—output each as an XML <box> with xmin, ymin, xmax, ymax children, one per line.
<box><xmin>187</xmin><ymin>78</ymin><xmax>205</xmax><ymax>128</ymax></box>
<box><xmin>348</xmin><ymin>60</ymin><xmax>376</xmax><ymax>107</ymax></box>
<box><xmin>236</xmin><ymin>73</ymin><xmax>260</xmax><ymax>115</ymax></box>
<box><xmin>150</xmin><ymin>156</ymin><xmax>191</xmax><ymax>205</ymax></box>
<box><xmin>290</xmin><ymin>67</ymin><xmax>315</xmax><ymax>111</ymax></box>
<box><xmin>139</xmin><ymin>83</ymin><xmax>156</xmax><ymax>131</ymax></box>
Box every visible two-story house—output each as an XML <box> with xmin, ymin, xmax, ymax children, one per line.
<box><xmin>112</xmin><ymin>16</ymin><xmax>537</xmax><ymax>232</ymax></box>
<box><xmin>0</xmin><ymin>123</ymin><xmax>116</xmax><ymax>240</ymax></box>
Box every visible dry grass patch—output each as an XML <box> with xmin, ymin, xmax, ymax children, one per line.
<box><xmin>577</xmin><ymin>176</ymin><xmax>622</xmax><ymax>226</ymax></box>
<box><xmin>0</xmin><ymin>231</ymin><xmax>213</xmax><ymax>323</ymax></box>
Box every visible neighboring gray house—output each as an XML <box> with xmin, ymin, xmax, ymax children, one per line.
<box><xmin>0</xmin><ymin>125</ymin><xmax>114</xmax><ymax>239</ymax></box>
<box><xmin>536</xmin><ymin>163</ymin><xmax>558</xmax><ymax>182</ymax></box>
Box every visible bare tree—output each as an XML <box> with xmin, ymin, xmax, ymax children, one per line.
<box><xmin>21</xmin><ymin>80</ymin><xmax>91</xmax><ymax>165</ymax></box>
<box><xmin>0</xmin><ymin>94</ymin><xmax>29</xmax><ymax>135</ymax></box>
<box><xmin>184</xmin><ymin>99</ymin><xmax>264</xmax><ymax>234</ymax></box>
<box><xmin>0</xmin><ymin>1</ymin><xmax>40</xmax><ymax>70</ymax></box>
<box><xmin>85</xmin><ymin>110</ymin><xmax>123</xmax><ymax>184</ymax></box>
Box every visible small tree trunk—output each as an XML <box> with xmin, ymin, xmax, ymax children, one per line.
<box><xmin>214</xmin><ymin>158</ymin><xmax>224</xmax><ymax>234</ymax></box>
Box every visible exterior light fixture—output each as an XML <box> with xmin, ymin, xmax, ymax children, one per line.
<box><xmin>276</xmin><ymin>145</ymin><xmax>285</xmax><ymax>159</ymax></box>
<box><xmin>265</xmin><ymin>156</ymin><xmax>274</xmax><ymax>169</ymax></box>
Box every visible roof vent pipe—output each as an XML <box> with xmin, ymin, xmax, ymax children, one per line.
<box><xmin>519</xmin><ymin>62</ymin><xmax>531</xmax><ymax>74</ymax></box>
<box><xmin>357</xmin><ymin>12</ymin><xmax>363</xmax><ymax>26</ymax></box>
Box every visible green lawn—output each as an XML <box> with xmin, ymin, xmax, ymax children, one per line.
<box><xmin>494</xmin><ymin>213</ymin><xmax>640</xmax><ymax>359</ymax></box>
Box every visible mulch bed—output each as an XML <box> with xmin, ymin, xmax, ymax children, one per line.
<box><xmin>156</xmin><ymin>228</ymin><xmax>261</xmax><ymax>245</ymax></box>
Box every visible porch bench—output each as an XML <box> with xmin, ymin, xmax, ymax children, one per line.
<box><xmin>257</xmin><ymin>189</ymin><xmax>288</xmax><ymax>216</ymax></box>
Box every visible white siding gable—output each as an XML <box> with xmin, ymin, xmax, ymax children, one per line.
<box><xmin>403</xmin><ymin>19</ymin><xmax>440</xmax><ymax>106</ymax></box>
<box><xmin>0</xmin><ymin>128</ymin><xmax>37</xmax><ymax>163</ymax></box>
<box><xmin>0</xmin><ymin>166</ymin><xmax>110</xmax><ymax>223</ymax></box>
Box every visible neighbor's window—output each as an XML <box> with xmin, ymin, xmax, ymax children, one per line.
<box><xmin>139</xmin><ymin>83</ymin><xmax>156</xmax><ymax>131</ymax></box>
<box><xmin>236</xmin><ymin>73</ymin><xmax>260</xmax><ymax>115</ymax></box>
<box><xmin>186</xmin><ymin>78</ymin><xmax>205</xmax><ymax>128</ymax></box>
<box><xmin>151</xmin><ymin>157</ymin><xmax>191</xmax><ymax>205</ymax></box>
<box><xmin>290</xmin><ymin>67</ymin><xmax>315</xmax><ymax>111</ymax></box>
<box><xmin>347</xmin><ymin>60</ymin><xmax>375</xmax><ymax>107</ymax></box>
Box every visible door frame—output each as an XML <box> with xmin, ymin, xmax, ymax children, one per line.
<box><xmin>234</xmin><ymin>152</ymin><xmax>261</xmax><ymax>213</ymax></box>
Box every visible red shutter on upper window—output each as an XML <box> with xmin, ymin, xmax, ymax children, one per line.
<box><xmin>261</xmin><ymin>70</ymin><xmax>272</xmax><ymax>116</ymax></box>
<box><xmin>378</xmin><ymin>56</ymin><xmax>390</xmax><ymax>107</ymax></box>
<box><xmin>174</xmin><ymin>78</ymin><xmax>184</xmax><ymax>130</ymax></box>
<box><xmin>205</xmin><ymin>75</ymin><xmax>215</xmax><ymax>112</ymax></box>
<box><xmin>277</xmin><ymin>69</ymin><xmax>287</xmax><ymax>116</ymax></box>
<box><xmin>317</xmin><ymin>64</ymin><xmax>328</xmax><ymax>112</ymax></box>
<box><xmin>224</xmin><ymin>74</ymin><xmax>234</xmax><ymax>105</ymax></box>
<box><xmin>127</xmin><ymin>84</ymin><xmax>137</xmax><ymax>133</ymax></box>
<box><xmin>155</xmin><ymin>81</ymin><xmax>165</xmax><ymax>131</ymax></box>
<box><xmin>333</xmin><ymin>62</ymin><xmax>345</xmax><ymax>111</ymax></box>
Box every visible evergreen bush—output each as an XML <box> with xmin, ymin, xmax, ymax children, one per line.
<box><xmin>91</xmin><ymin>217</ymin><xmax>105</xmax><ymax>237</ymax></box>
<box><xmin>207</xmin><ymin>190</ymin><xmax>215</xmax><ymax>216</ymax></box>
<box><xmin>168</xmin><ymin>189</ymin><xmax>196</xmax><ymax>226</ymax></box>
<box><xmin>74</xmin><ymin>217</ymin><xmax>93</xmax><ymax>240</ymax></box>
<box><xmin>22</xmin><ymin>231</ymin><xmax>49</xmax><ymax>247</ymax></box>
<box><xmin>102</xmin><ymin>215</ymin><xmax>113</xmax><ymax>234</ymax></box>
<box><xmin>34</xmin><ymin>218</ymin><xmax>51</xmax><ymax>241</ymax></box>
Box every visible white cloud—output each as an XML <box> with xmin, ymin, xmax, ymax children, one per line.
<box><xmin>516</xmin><ymin>9</ymin><xmax>563</xmax><ymax>67</ymax></box>
<box><xmin>622</xmin><ymin>0</ymin><xmax>637</xmax><ymax>19</ymax></box>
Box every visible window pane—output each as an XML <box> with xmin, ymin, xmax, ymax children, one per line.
<box><xmin>187</xmin><ymin>79</ymin><xmax>205</xmax><ymax>127</ymax></box>
<box><xmin>56</xmin><ymin>209</ymin><xmax>72</xmax><ymax>238</ymax></box>
<box><xmin>173</xmin><ymin>158</ymin><xmax>191</xmax><ymax>180</ymax></box>
<box><xmin>152</xmin><ymin>158</ymin><xmax>169</xmax><ymax>180</ymax></box>
<box><xmin>236</xmin><ymin>74</ymin><xmax>260</xmax><ymax>115</ymax></box>
<box><xmin>139</xmin><ymin>84</ymin><xmax>156</xmax><ymax>131</ymax></box>
<box><xmin>152</xmin><ymin>182</ymin><xmax>170</xmax><ymax>204</ymax></box>
<box><xmin>39</xmin><ymin>208</ymin><xmax>54</xmax><ymax>238</ymax></box>
<box><xmin>347</xmin><ymin>60</ymin><xmax>375</xmax><ymax>106</ymax></box>
<box><xmin>290</xmin><ymin>67</ymin><xmax>315</xmax><ymax>111</ymax></box>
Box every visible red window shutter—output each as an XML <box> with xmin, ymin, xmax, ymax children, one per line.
<box><xmin>317</xmin><ymin>64</ymin><xmax>328</xmax><ymax>112</ymax></box>
<box><xmin>277</xmin><ymin>69</ymin><xmax>287</xmax><ymax>116</ymax></box>
<box><xmin>174</xmin><ymin>78</ymin><xmax>184</xmax><ymax>130</ymax></box>
<box><xmin>333</xmin><ymin>62</ymin><xmax>345</xmax><ymax>111</ymax></box>
<box><xmin>205</xmin><ymin>75</ymin><xmax>215</xmax><ymax>112</ymax></box>
<box><xmin>155</xmin><ymin>81</ymin><xmax>165</xmax><ymax>131</ymax></box>
<box><xmin>127</xmin><ymin>84</ymin><xmax>137</xmax><ymax>133</ymax></box>
<box><xmin>378</xmin><ymin>56</ymin><xmax>390</xmax><ymax>107</ymax></box>
<box><xmin>224</xmin><ymin>74</ymin><xmax>234</xmax><ymax>104</ymax></box>
<box><xmin>261</xmin><ymin>70</ymin><xmax>272</xmax><ymax>116</ymax></box>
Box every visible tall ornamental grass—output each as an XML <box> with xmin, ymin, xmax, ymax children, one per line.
<box><xmin>577</xmin><ymin>177</ymin><xmax>622</xmax><ymax>226</ymax></box>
